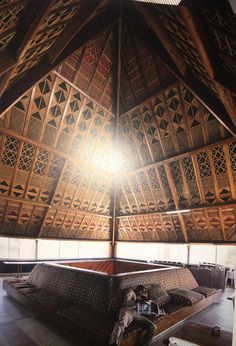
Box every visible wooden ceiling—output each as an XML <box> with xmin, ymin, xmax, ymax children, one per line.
<box><xmin>0</xmin><ymin>0</ymin><xmax>236</xmax><ymax>243</ymax></box>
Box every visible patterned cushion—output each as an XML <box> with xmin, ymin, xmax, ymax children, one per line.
<box><xmin>192</xmin><ymin>286</ymin><xmax>217</xmax><ymax>297</ymax></box>
<box><xmin>11</xmin><ymin>282</ymin><xmax>35</xmax><ymax>289</ymax></box>
<box><xmin>58</xmin><ymin>305</ymin><xmax>115</xmax><ymax>342</ymax></box>
<box><xmin>176</xmin><ymin>268</ymin><xmax>198</xmax><ymax>290</ymax></box>
<box><xmin>168</xmin><ymin>289</ymin><xmax>204</xmax><ymax>306</ymax></box>
<box><xmin>4</xmin><ymin>278</ymin><xmax>26</xmax><ymax>285</ymax></box>
<box><xmin>25</xmin><ymin>288</ymin><xmax>74</xmax><ymax>311</ymax></box>
<box><xmin>148</xmin><ymin>284</ymin><xmax>171</xmax><ymax>307</ymax></box>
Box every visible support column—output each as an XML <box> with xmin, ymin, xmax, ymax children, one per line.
<box><xmin>187</xmin><ymin>244</ymin><xmax>190</xmax><ymax>265</ymax></box>
<box><xmin>110</xmin><ymin>2</ymin><xmax>122</xmax><ymax>259</ymax></box>
<box><xmin>35</xmin><ymin>239</ymin><xmax>38</xmax><ymax>260</ymax></box>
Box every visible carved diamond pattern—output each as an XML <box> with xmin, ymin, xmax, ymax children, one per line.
<box><xmin>18</xmin><ymin>144</ymin><xmax>35</xmax><ymax>172</ymax></box>
<box><xmin>148</xmin><ymin>168</ymin><xmax>160</xmax><ymax>190</ymax></box>
<box><xmin>33</xmin><ymin>149</ymin><xmax>49</xmax><ymax>176</ymax></box>
<box><xmin>131</xmin><ymin>176</ymin><xmax>141</xmax><ymax>194</ymax></box>
<box><xmin>71</xmin><ymin>169</ymin><xmax>81</xmax><ymax>185</ymax></box>
<box><xmin>229</xmin><ymin>143</ymin><xmax>236</xmax><ymax>171</ymax></box>
<box><xmin>183</xmin><ymin>157</ymin><xmax>195</xmax><ymax>182</ymax></box>
<box><xmin>158</xmin><ymin>165</ymin><xmax>169</xmax><ymax>188</ymax></box>
<box><xmin>48</xmin><ymin>155</ymin><xmax>64</xmax><ymax>179</ymax></box>
<box><xmin>62</xmin><ymin>161</ymin><xmax>73</xmax><ymax>183</ymax></box>
<box><xmin>197</xmin><ymin>152</ymin><xmax>211</xmax><ymax>179</ymax></box>
<box><xmin>138</xmin><ymin>172</ymin><xmax>149</xmax><ymax>192</ymax></box>
<box><xmin>212</xmin><ymin>146</ymin><xmax>227</xmax><ymax>175</ymax></box>
<box><xmin>170</xmin><ymin>161</ymin><xmax>183</xmax><ymax>185</ymax></box>
<box><xmin>0</xmin><ymin>5</ymin><xmax>24</xmax><ymax>32</ymax></box>
<box><xmin>2</xmin><ymin>136</ymin><xmax>20</xmax><ymax>167</ymax></box>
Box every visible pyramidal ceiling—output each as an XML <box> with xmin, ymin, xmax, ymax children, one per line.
<box><xmin>0</xmin><ymin>0</ymin><xmax>236</xmax><ymax>243</ymax></box>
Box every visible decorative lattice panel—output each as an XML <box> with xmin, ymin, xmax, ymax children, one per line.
<box><xmin>2</xmin><ymin>136</ymin><xmax>20</xmax><ymax>167</ymax></box>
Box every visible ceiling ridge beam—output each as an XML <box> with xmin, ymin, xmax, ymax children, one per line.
<box><xmin>138</xmin><ymin>4</ymin><xmax>187</xmax><ymax>77</ymax></box>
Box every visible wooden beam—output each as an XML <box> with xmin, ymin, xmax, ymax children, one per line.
<box><xmin>123</xmin><ymin>8</ymin><xmax>236</xmax><ymax>136</ymax></box>
<box><xmin>128</xmin><ymin>136</ymin><xmax>235</xmax><ymax>175</ymax></box>
<box><xmin>139</xmin><ymin>4</ymin><xmax>187</xmax><ymax>76</ymax></box>
<box><xmin>116</xmin><ymin>200</ymin><xmax>236</xmax><ymax>218</ymax></box>
<box><xmin>0</xmin><ymin>48</ymin><xmax>16</xmax><ymax>76</ymax></box>
<box><xmin>178</xmin><ymin>5</ymin><xmax>215</xmax><ymax>79</ymax></box>
<box><xmin>218</xmin><ymin>208</ymin><xmax>227</xmax><ymax>241</ymax></box>
<box><xmin>207</xmin><ymin>149</ymin><xmax>220</xmax><ymax>203</ymax></box>
<box><xmin>0</xmin><ymin>125</ymin><xmax>112</xmax><ymax>176</ymax></box>
<box><xmin>191</xmin><ymin>154</ymin><xmax>205</xmax><ymax>204</ymax></box>
<box><xmin>178</xmin><ymin>5</ymin><xmax>236</xmax><ymax>127</ymax></box>
<box><xmin>0</xmin><ymin>194</ymin><xmax>50</xmax><ymax>208</ymax></box>
<box><xmin>164</xmin><ymin>163</ymin><xmax>188</xmax><ymax>242</ymax></box>
<box><xmin>50</xmin><ymin>205</ymin><xmax>111</xmax><ymax>219</ymax></box>
<box><xmin>178</xmin><ymin>4</ymin><xmax>236</xmax><ymax>96</ymax></box>
<box><xmin>48</xmin><ymin>0</ymin><xmax>108</xmax><ymax>63</ymax></box>
<box><xmin>0</xmin><ymin>6</ymin><xmax>117</xmax><ymax>116</ymax></box>
<box><xmin>0</xmin><ymin>1</ymin><xmax>56</xmax><ymax>95</ymax></box>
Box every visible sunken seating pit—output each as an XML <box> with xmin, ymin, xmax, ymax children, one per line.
<box><xmin>3</xmin><ymin>261</ymin><xmax>221</xmax><ymax>346</ymax></box>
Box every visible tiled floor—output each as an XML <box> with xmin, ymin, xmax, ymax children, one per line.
<box><xmin>0</xmin><ymin>276</ymin><xmax>234</xmax><ymax>346</ymax></box>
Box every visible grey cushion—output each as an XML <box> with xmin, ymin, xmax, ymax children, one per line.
<box><xmin>192</xmin><ymin>286</ymin><xmax>217</xmax><ymax>297</ymax></box>
<box><xmin>148</xmin><ymin>284</ymin><xmax>171</xmax><ymax>307</ymax></box>
<box><xmin>168</xmin><ymin>288</ymin><xmax>204</xmax><ymax>306</ymax></box>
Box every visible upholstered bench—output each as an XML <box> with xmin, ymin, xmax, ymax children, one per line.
<box><xmin>3</xmin><ymin>263</ymin><xmax>221</xmax><ymax>346</ymax></box>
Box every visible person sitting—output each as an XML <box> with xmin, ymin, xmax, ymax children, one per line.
<box><xmin>109</xmin><ymin>285</ymin><xmax>157</xmax><ymax>346</ymax></box>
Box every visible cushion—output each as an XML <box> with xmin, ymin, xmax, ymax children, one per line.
<box><xmin>148</xmin><ymin>284</ymin><xmax>171</xmax><ymax>307</ymax></box>
<box><xmin>192</xmin><ymin>286</ymin><xmax>217</xmax><ymax>297</ymax></box>
<box><xmin>58</xmin><ymin>305</ymin><xmax>115</xmax><ymax>342</ymax></box>
<box><xmin>168</xmin><ymin>289</ymin><xmax>204</xmax><ymax>306</ymax></box>
<box><xmin>3</xmin><ymin>278</ymin><xmax>26</xmax><ymax>285</ymax></box>
<box><xmin>25</xmin><ymin>289</ymin><xmax>74</xmax><ymax>311</ymax></box>
<box><xmin>176</xmin><ymin>268</ymin><xmax>198</xmax><ymax>290</ymax></box>
<box><xmin>11</xmin><ymin>282</ymin><xmax>35</xmax><ymax>289</ymax></box>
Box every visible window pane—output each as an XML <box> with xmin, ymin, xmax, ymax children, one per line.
<box><xmin>78</xmin><ymin>241</ymin><xmax>109</xmax><ymax>258</ymax></box>
<box><xmin>216</xmin><ymin>245</ymin><xmax>236</xmax><ymax>269</ymax></box>
<box><xmin>37</xmin><ymin>239</ymin><xmax>60</xmax><ymax>259</ymax></box>
<box><xmin>19</xmin><ymin>239</ymin><xmax>36</xmax><ymax>260</ymax></box>
<box><xmin>59</xmin><ymin>241</ymin><xmax>78</xmax><ymax>259</ymax></box>
<box><xmin>116</xmin><ymin>242</ymin><xmax>188</xmax><ymax>262</ymax></box>
<box><xmin>8</xmin><ymin>238</ymin><xmax>20</xmax><ymax>259</ymax></box>
<box><xmin>0</xmin><ymin>237</ymin><xmax>8</xmax><ymax>259</ymax></box>
<box><xmin>116</xmin><ymin>242</ymin><xmax>148</xmax><ymax>260</ymax></box>
<box><xmin>189</xmin><ymin>244</ymin><xmax>216</xmax><ymax>264</ymax></box>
